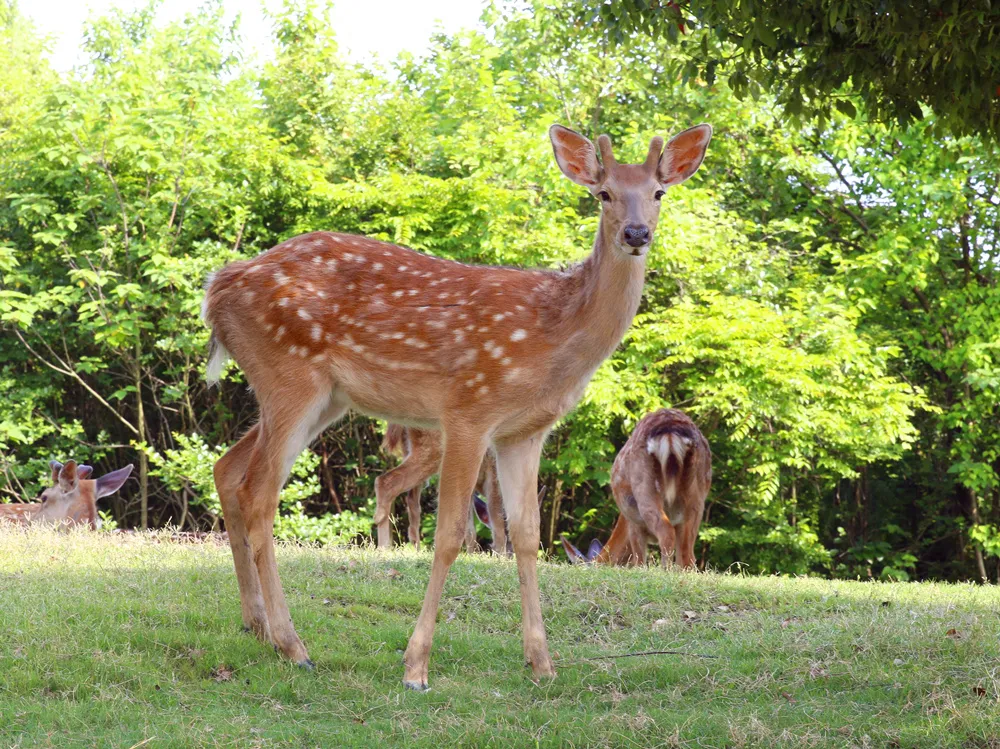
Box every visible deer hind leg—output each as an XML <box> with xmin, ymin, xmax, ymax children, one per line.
<box><xmin>214</xmin><ymin>422</ymin><xmax>268</xmax><ymax>639</ymax></box>
<box><xmin>636</xmin><ymin>491</ymin><xmax>675</xmax><ymax>568</ymax></box>
<box><xmin>674</xmin><ymin>515</ymin><xmax>700</xmax><ymax>569</ymax></box>
<box><xmin>495</xmin><ymin>433</ymin><xmax>555</xmax><ymax>680</ymax></box>
<box><xmin>238</xmin><ymin>394</ymin><xmax>347</xmax><ymax>667</ymax></box>
<box><xmin>403</xmin><ymin>426</ymin><xmax>487</xmax><ymax>690</ymax></box>
<box><xmin>404</xmin><ymin>486</ymin><xmax>422</xmax><ymax>548</ymax></box>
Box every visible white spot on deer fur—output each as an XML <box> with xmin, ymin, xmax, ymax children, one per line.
<box><xmin>474</xmin><ymin>372</ymin><xmax>485</xmax><ymax>383</ymax></box>
<box><xmin>298</xmin><ymin>347</ymin><xmax>309</xmax><ymax>358</ymax></box>
<box><xmin>276</xmin><ymin>298</ymin><xmax>290</xmax><ymax>307</ymax></box>
<box><xmin>326</xmin><ymin>259</ymin><xmax>338</xmax><ymax>270</ymax></box>
<box><xmin>501</xmin><ymin>357</ymin><xmax>512</xmax><ymax>366</ymax></box>
<box><xmin>510</xmin><ymin>329</ymin><xmax>527</xmax><ymax>341</ymax></box>
<box><xmin>373</xmin><ymin>262</ymin><xmax>384</xmax><ymax>271</ymax></box>
<box><xmin>312</xmin><ymin>256</ymin><xmax>322</xmax><ymax>265</ymax></box>
<box><xmin>408</xmin><ymin>289</ymin><xmax>418</xmax><ymax>296</ymax></box>
<box><xmin>398</xmin><ymin>265</ymin><xmax>408</xmax><ymax>272</ymax></box>
<box><xmin>312</xmin><ymin>354</ymin><xmax>326</xmax><ymax>363</ymax></box>
<box><xmin>515</xmin><ymin>305</ymin><xmax>525</xmax><ymax>311</ymax></box>
<box><xmin>477</xmin><ymin>386</ymin><xmax>489</xmax><ymax>396</ymax></box>
<box><xmin>245</xmin><ymin>265</ymin><xmax>263</xmax><ymax>274</ymax></box>
<box><xmin>297</xmin><ymin>308</ymin><xmax>312</xmax><ymax>321</ymax></box>
<box><xmin>263</xmin><ymin>323</ymin><xmax>274</xmax><ymax>332</ymax></box>
<box><xmin>289</xmin><ymin>345</ymin><xmax>299</xmax><ymax>356</ymax></box>
<box><xmin>427</xmin><ymin>319</ymin><xmax>446</xmax><ymax>329</ymax></box>
<box><xmin>404</xmin><ymin>337</ymin><xmax>428</xmax><ymax>349</ymax></box>
<box><xmin>343</xmin><ymin>253</ymin><xmax>355</xmax><ymax>262</ymax></box>
<box><xmin>503</xmin><ymin>368</ymin><xmax>523</xmax><ymax>382</ymax></box>
<box><xmin>490</xmin><ymin>346</ymin><xmax>504</xmax><ymax>359</ymax></box>
<box><xmin>465</xmin><ymin>378</ymin><xmax>476</xmax><ymax>387</ymax></box>
<box><xmin>274</xmin><ymin>271</ymin><xmax>289</xmax><ymax>285</ymax></box>
<box><xmin>391</xmin><ymin>332</ymin><xmax>405</xmax><ymax>340</ymax></box>
<box><xmin>393</xmin><ymin>290</ymin><xmax>404</xmax><ymax>298</ymax></box>
<box><xmin>478</xmin><ymin>326</ymin><xmax>489</xmax><ymax>333</ymax></box>
<box><xmin>437</xmin><ymin>292</ymin><xmax>450</xmax><ymax>299</ymax></box>
<box><xmin>275</xmin><ymin>325</ymin><xmax>286</xmax><ymax>340</ymax></box>
<box><xmin>347</xmin><ymin>283</ymin><xmax>356</xmax><ymax>291</ymax></box>
<box><xmin>453</xmin><ymin>330</ymin><xmax>465</xmax><ymax>343</ymax></box>
<box><xmin>311</xmin><ymin>324</ymin><xmax>323</xmax><ymax>342</ymax></box>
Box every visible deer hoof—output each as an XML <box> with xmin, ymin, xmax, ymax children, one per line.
<box><xmin>298</xmin><ymin>658</ymin><xmax>316</xmax><ymax>671</ymax></box>
<box><xmin>403</xmin><ymin>678</ymin><xmax>430</xmax><ymax>692</ymax></box>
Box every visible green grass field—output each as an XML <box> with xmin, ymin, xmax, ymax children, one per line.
<box><xmin>1</xmin><ymin>527</ymin><xmax>999</xmax><ymax>748</ymax></box>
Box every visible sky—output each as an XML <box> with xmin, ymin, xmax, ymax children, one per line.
<box><xmin>22</xmin><ymin>0</ymin><xmax>487</xmax><ymax>71</ymax></box>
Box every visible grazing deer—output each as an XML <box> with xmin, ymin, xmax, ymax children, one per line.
<box><xmin>374</xmin><ymin>423</ymin><xmax>506</xmax><ymax>553</ymax></box>
<box><xmin>0</xmin><ymin>460</ymin><xmax>133</xmax><ymax>529</ymax></box>
<box><xmin>202</xmin><ymin>121</ymin><xmax>712</xmax><ymax>689</ymax></box>
<box><xmin>574</xmin><ymin>409</ymin><xmax>711</xmax><ymax>568</ymax></box>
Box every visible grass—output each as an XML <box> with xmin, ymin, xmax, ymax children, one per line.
<box><xmin>1</xmin><ymin>528</ymin><xmax>999</xmax><ymax>748</ymax></box>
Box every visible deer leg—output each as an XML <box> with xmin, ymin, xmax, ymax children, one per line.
<box><xmin>238</xmin><ymin>395</ymin><xmax>346</xmax><ymax>667</ymax></box>
<box><xmin>214</xmin><ymin>423</ymin><xmax>268</xmax><ymax>639</ymax></box>
<box><xmin>636</xmin><ymin>492</ymin><xmax>674</xmax><ymax>568</ymax></box>
<box><xmin>674</xmin><ymin>518</ymin><xmax>699</xmax><ymax>569</ymax></box>
<box><xmin>484</xmin><ymin>458</ymin><xmax>508</xmax><ymax>556</ymax></box>
<box><xmin>403</xmin><ymin>428</ymin><xmax>487</xmax><ymax>690</ymax></box>
<box><xmin>375</xmin><ymin>445</ymin><xmax>439</xmax><ymax>548</ymax></box>
<box><xmin>405</xmin><ymin>486</ymin><xmax>422</xmax><ymax>548</ymax></box>
<box><xmin>495</xmin><ymin>433</ymin><xmax>555</xmax><ymax>681</ymax></box>
<box><xmin>464</xmin><ymin>502</ymin><xmax>478</xmax><ymax>551</ymax></box>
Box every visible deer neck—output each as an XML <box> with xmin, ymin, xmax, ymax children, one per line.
<box><xmin>551</xmin><ymin>222</ymin><xmax>646</xmax><ymax>377</ymax></box>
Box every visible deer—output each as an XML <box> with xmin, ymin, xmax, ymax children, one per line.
<box><xmin>0</xmin><ymin>459</ymin><xmax>133</xmax><ymax>529</ymax></box>
<box><xmin>562</xmin><ymin>409</ymin><xmax>711</xmax><ymax>568</ymax></box>
<box><xmin>202</xmin><ymin>121</ymin><xmax>712</xmax><ymax>689</ymax></box>
<box><xmin>374</xmin><ymin>423</ymin><xmax>506</xmax><ymax>553</ymax></box>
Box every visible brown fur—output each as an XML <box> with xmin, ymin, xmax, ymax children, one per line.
<box><xmin>0</xmin><ymin>460</ymin><xmax>132</xmax><ymax>530</ymax></box>
<box><xmin>373</xmin><ymin>424</ymin><xmax>506</xmax><ymax>553</ymax></box>
<box><xmin>596</xmin><ymin>409</ymin><xmax>711</xmax><ymax>568</ymax></box>
<box><xmin>204</xmin><ymin>123</ymin><xmax>712</xmax><ymax>688</ymax></box>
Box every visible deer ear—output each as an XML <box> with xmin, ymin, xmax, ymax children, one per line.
<box><xmin>58</xmin><ymin>460</ymin><xmax>79</xmax><ymax>492</ymax></box>
<box><xmin>657</xmin><ymin>124</ymin><xmax>712</xmax><ymax>187</ymax></box>
<box><xmin>95</xmin><ymin>464</ymin><xmax>133</xmax><ymax>498</ymax></box>
<box><xmin>549</xmin><ymin>125</ymin><xmax>604</xmax><ymax>188</ymax></box>
<box><xmin>76</xmin><ymin>465</ymin><xmax>94</xmax><ymax>480</ymax></box>
<box><xmin>49</xmin><ymin>460</ymin><xmax>64</xmax><ymax>485</ymax></box>
<box><xmin>560</xmin><ymin>536</ymin><xmax>587</xmax><ymax>564</ymax></box>
<box><xmin>587</xmin><ymin>539</ymin><xmax>604</xmax><ymax>562</ymax></box>
<box><xmin>473</xmin><ymin>494</ymin><xmax>491</xmax><ymax>526</ymax></box>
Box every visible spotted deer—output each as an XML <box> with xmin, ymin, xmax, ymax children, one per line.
<box><xmin>374</xmin><ymin>424</ymin><xmax>504</xmax><ymax>553</ymax></box>
<box><xmin>0</xmin><ymin>460</ymin><xmax>133</xmax><ymax>529</ymax></box>
<box><xmin>567</xmin><ymin>409</ymin><xmax>711</xmax><ymax>568</ymax></box>
<box><xmin>202</xmin><ymin>121</ymin><xmax>712</xmax><ymax>689</ymax></box>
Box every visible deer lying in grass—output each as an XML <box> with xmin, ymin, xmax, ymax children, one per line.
<box><xmin>202</xmin><ymin>121</ymin><xmax>712</xmax><ymax>689</ymax></box>
<box><xmin>374</xmin><ymin>423</ymin><xmax>505</xmax><ymax>553</ymax></box>
<box><xmin>562</xmin><ymin>409</ymin><xmax>711</xmax><ymax>568</ymax></box>
<box><xmin>0</xmin><ymin>460</ymin><xmax>133</xmax><ymax>529</ymax></box>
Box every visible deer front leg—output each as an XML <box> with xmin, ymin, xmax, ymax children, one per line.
<box><xmin>214</xmin><ymin>423</ymin><xmax>269</xmax><ymax>639</ymax></box>
<box><xmin>404</xmin><ymin>486</ymin><xmax>422</xmax><ymax>548</ymax></box>
<box><xmin>374</xmin><ymin>456</ymin><xmax>436</xmax><ymax>549</ymax></box>
<box><xmin>495</xmin><ymin>433</ymin><xmax>555</xmax><ymax>681</ymax></box>
<box><xmin>484</xmin><ymin>458</ymin><xmax>508</xmax><ymax>556</ymax></box>
<box><xmin>403</xmin><ymin>428</ymin><xmax>488</xmax><ymax>690</ymax></box>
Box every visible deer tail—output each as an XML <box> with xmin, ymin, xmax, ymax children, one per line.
<box><xmin>202</xmin><ymin>272</ymin><xmax>231</xmax><ymax>386</ymax></box>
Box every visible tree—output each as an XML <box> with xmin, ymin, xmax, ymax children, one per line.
<box><xmin>577</xmin><ymin>1</ymin><xmax>1000</xmax><ymax>142</ymax></box>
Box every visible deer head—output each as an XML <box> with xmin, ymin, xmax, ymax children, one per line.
<box><xmin>36</xmin><ymin>460</ymin><xmax>133</xmax><ymax>529</ymax></box>
<box><xmin>549</xmin><ymin>123</ymin><xmax>712</xmax><ymax>257</ymax></box>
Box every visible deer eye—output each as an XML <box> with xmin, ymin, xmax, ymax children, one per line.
<box><xmin>654</xmin><ymin>190</ymin><xmax>665</xmax><ymax>201</ymax></box>
<box><xmin>598</xmin><ymin>191</ymin><xmax>611</xmax><ymax>202</ymax></box>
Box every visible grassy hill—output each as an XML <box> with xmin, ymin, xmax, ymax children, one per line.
<box><xmin>1</xmin><ymin>527</ymin><xmax>998</xmax><ymax>748</ymax></box>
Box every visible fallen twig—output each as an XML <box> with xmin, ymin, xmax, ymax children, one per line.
<box><xmin>572</xmin><ymin>649</ymin><xmax>719</xmax><ymax>662</ymax></box>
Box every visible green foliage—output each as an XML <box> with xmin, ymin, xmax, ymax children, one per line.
<box><xmin>577</xmin><ymin>0</ymin><xmax>1000</xmax><ymax>143</ymax></box>
<box><xmin>0</xmin><ymin>0</ymin><xmax>997</xmax><ymax>578</ymax></box>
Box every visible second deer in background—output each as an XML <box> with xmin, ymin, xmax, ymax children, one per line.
<box><xmin>564</xmin><ymin>409</ymin><xmax>711</xmax><ymax>568</ymax></box>
<box><xmin>374</xmin><ymin>424</ymin><xmax>507</xmax><ymax>554</ymax></box>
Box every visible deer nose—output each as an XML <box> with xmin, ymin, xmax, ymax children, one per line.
<box><xmin>623</xmin><ymin>224</ymin><xmax>650</xmax><ymax>248</ymax></box>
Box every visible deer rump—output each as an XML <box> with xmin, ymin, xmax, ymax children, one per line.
<box><xmin>566</xmin><ymin>409</ymin><xmax>710</xmax><ymax>568</ymax></box>
<box><xmin>641</xmin><ymin>419</ymin><xmax>708</xmax><ymax>528</ymax></box>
